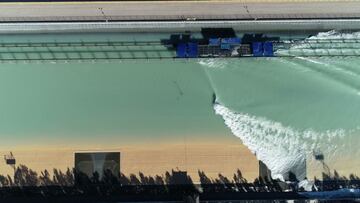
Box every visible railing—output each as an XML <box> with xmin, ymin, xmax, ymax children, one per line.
<box><xmin>275</xmin><ymin>39</ymin><xmax>360</xmax><ymax>57</ymax></box>
<box><xmin>0</xmin><ymin>41</ymin><xmax>176</xmax><ymax>61</ymax></box>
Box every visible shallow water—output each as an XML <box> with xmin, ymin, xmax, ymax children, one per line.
<box><xmin>203</xmin><ymin>57</ymin><xmax>360</xmax><ymax>180</ymax></box>
<box><xmin>0</xmin><ymin>31</ymin><xmax>359</xmax><ymax>181</ymax></box>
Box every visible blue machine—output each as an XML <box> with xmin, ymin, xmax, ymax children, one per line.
<box><xmin>187</xmin><ymin>42</ymin><xmax>198</xmax><ymax>58</ymax></box>
<box><xmin>220</xmin><ymin>43</ymin><xmax>231</xmax><ymax>50</ymax></box>
<box><xmin>209</xmin><ymin>38</ymin><xmax>221</xmax><ymax>46</ymax></box>
<box><xmin>174</xmin><ymin>34</ymin><xmax>275</xmax><ymax>58</ymax></box>
<box><xmin>209</xmin><ymin>37</ymin><xmax>241</xmax><ymax>48</ymax></box>
<box><xmin>263</xmin><ymin>41</ymin><xmax>274</xmax><ymax>57</ymax></box>
<box><xmin>221</xmin><ymin>37</ymin><xmax>241</xmax><ymax>45</ymax></box>
<box><xmin>252</xmin><ymin>42</ymin><xmax>263</xmax><ymax>57</ymax></box>
<box><xmin>176</xmin><ymin>43</ymin><xmax>187</xmax><ymax>58</ymax></box>
<box><xmin>176</xmin><ymin>42</ymin><xmax>198</xmax><ymax>58</ymax></box>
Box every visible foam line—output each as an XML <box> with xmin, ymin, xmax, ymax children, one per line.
<box><xmin>213</xmin><ymin>102</ymin><xmax>346</xmax><ymax>181</ymax></box>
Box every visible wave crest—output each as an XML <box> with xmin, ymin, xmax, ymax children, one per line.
<box><xmin>198</xmin><ymin>59</ymin><xmax>229</xmax><ymax>69</ymax></box>
<box><xmin>213</xmin><ymin>102</ymin><xmax>346</xmax><ymax>181</ymax></box>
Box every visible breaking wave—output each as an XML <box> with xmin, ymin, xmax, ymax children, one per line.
<box><xmin>276</xmin><ymin>30</ymin><xmax>360</xmax><ymax>56</ymax></box>
<box><xmin>213</xmin><ymin>102</ymin><xmax>347</xmax><ymax>181</ymax></box>
<box><xmin>308</xmin><ymin>30</ymin><xmax>360</xmax><ymax>40</ymax></box>
<box><xmin>198</xmin><ymin>59</ymin><xmax>229</xmax><ymax>70</ymax></box>
<box><xmin>200</xmin><ymin>31</ymin><xmax>360</xmax><ymax>180</ymax></box>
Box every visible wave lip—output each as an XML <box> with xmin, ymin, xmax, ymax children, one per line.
<box><xmin>276</xmin><ymin>30</ymin><xmax>360</xmax><ymax>57</ymax></box>
<box><xmin>213</xmin><ymin>102</ymin><xmax>346</xmax><ymax>181</ymax></box>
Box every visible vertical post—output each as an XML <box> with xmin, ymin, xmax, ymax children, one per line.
<box><xmin>4</xmin><ymin>152</ymin><xmax>16</xmax><ymax>186</ymax></box>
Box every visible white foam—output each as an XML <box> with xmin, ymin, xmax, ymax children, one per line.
<box><xmin>277</xmin><ymin>30</ymin><xmax>360</xmax><ymax>56</ymax></box>
<box><xmin>198</xmin><ymin>59</ymin><xmax>228</xmax><ymax>70</ymax></box>
<box><xmin>213</xmin><ymin>102</ymin><xmax>346</xmax><ymax>181</ymax></box>
<box><xmin>295</xmin><ymin>57</ymin><xmax>330</xmax><ymax>67</ymax></box>
<box><xmin>294</xmin><ymin>57</ymin><xmax>359</xmax><ymax>77</ymax></box>
<box><xmin>308</xmin><ymin>30</ymin><xmax>360</xmax><ymax>40</ymax></box>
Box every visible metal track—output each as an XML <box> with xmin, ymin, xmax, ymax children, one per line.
<box><xmin>0</xmin><ymin>38</ymin><xmax>360</xmax><ymax>61</ymax></box>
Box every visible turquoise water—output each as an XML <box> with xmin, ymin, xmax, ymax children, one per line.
<box><xmin>0</xmin><ymin>60</ymin><xmax>222</xmax><ymax>145</ymax></box>
<box><xmin>0</xmin><ymin>31</ymin><xmax>360</xmax><ymax>180</ymax></box>
<box><xmin>204</xmin><ymin>57</ymin><xmax>360</xmax><ymax>180</ymax></box>
<box><xmin>208</xmin><ymin>57</ymin><xmax>360</xmax><ymax>131</ymax></box>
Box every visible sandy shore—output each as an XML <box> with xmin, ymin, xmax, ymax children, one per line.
<box><xmin>0</xmin><ymin>141</ymin><xmax>259</xmax><ymax>183</ymax></box>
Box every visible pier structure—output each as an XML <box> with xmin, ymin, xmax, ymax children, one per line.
<box><xmin>0</xmin><ymin>36</ymin><xmax>359</xmax><ymax>61</ymax></box>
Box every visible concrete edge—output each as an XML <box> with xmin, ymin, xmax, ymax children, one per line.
<box><xmin>0</xmin><ymin>20</ymin><xmax>360</xmax><ymax>33</ymax></box>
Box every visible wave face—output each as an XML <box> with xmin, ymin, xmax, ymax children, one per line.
<box><xmin>308</xmin><ymin>30</ymin><xmax>360</xmax><ymax>40</ymax></box>
<box><xmin>199</xmin><ymin>31</ymin><xmax>360</xmax><ymax>180</ymax></box>
<box><xmin>214</xmin><ymin>102</ymin><xmax>346</xmax><ymax>181</ymax></box>
<box><xmin>276</xmin><ymin>30</ymin><xmax>360</xmax><ymax>56</ymax></box>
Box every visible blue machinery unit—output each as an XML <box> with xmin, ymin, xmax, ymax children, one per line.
<box><xmin>173</xmin><ymin>34</ymin><xmax>275</xmax><ymax>58</ymax></box>
<box><xmin>176</xmin><ymin>42</ymin><xmax>199</xmax><ymax>58</ymax></box>
<box><xmin>252</xmin><ymin>41</ymin><xmax>274</xmax><ymax>57</ymax></box>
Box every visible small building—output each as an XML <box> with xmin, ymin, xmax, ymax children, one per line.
<box><xmin>171</xmin><ymin>170</ymin><xmax>191</xmax><ymax>185</ymax></box>
<box><xmin>259</xmin><ymin>160</ymin><xmax>272</xmax><ymax>181</ymax></box>
<box><xmin>74</xmin><ymin>151</ymin><xmax>120</xmax><ymax>184</ymax></box>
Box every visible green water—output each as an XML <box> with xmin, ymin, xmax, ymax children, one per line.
<box><xmin>206</xmin><ymin>57</ymin><xmax>360</xmax><ymax>131</ymax></box>
<box><xmin>204</xmin><ymin>57</ymin><xmax>360</xmax><ymax>179</ymax></box>
<box><xmin>0</xmin><ymin>32</ymin><xmax>219</xmax><ymax>146</ymax></box>
<box><xmin>0</xmin><ymin>32</ymin><xmax>360</xmax><ymax>179</ymax></box>
<box><xmin>0</xmin><ymin>60</ymin><xmax>224</xmax><ymax>146</ymax></box>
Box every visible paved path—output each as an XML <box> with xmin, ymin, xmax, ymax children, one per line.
<box><xmin>1</xmin><ymin>19</ymin><xmax>360</xmax><ymax>33</ymax></box>
<box><xmin>0</xmin><ymin>1</ymin><xmax>360</xmax><ymax>22</ymax></box>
